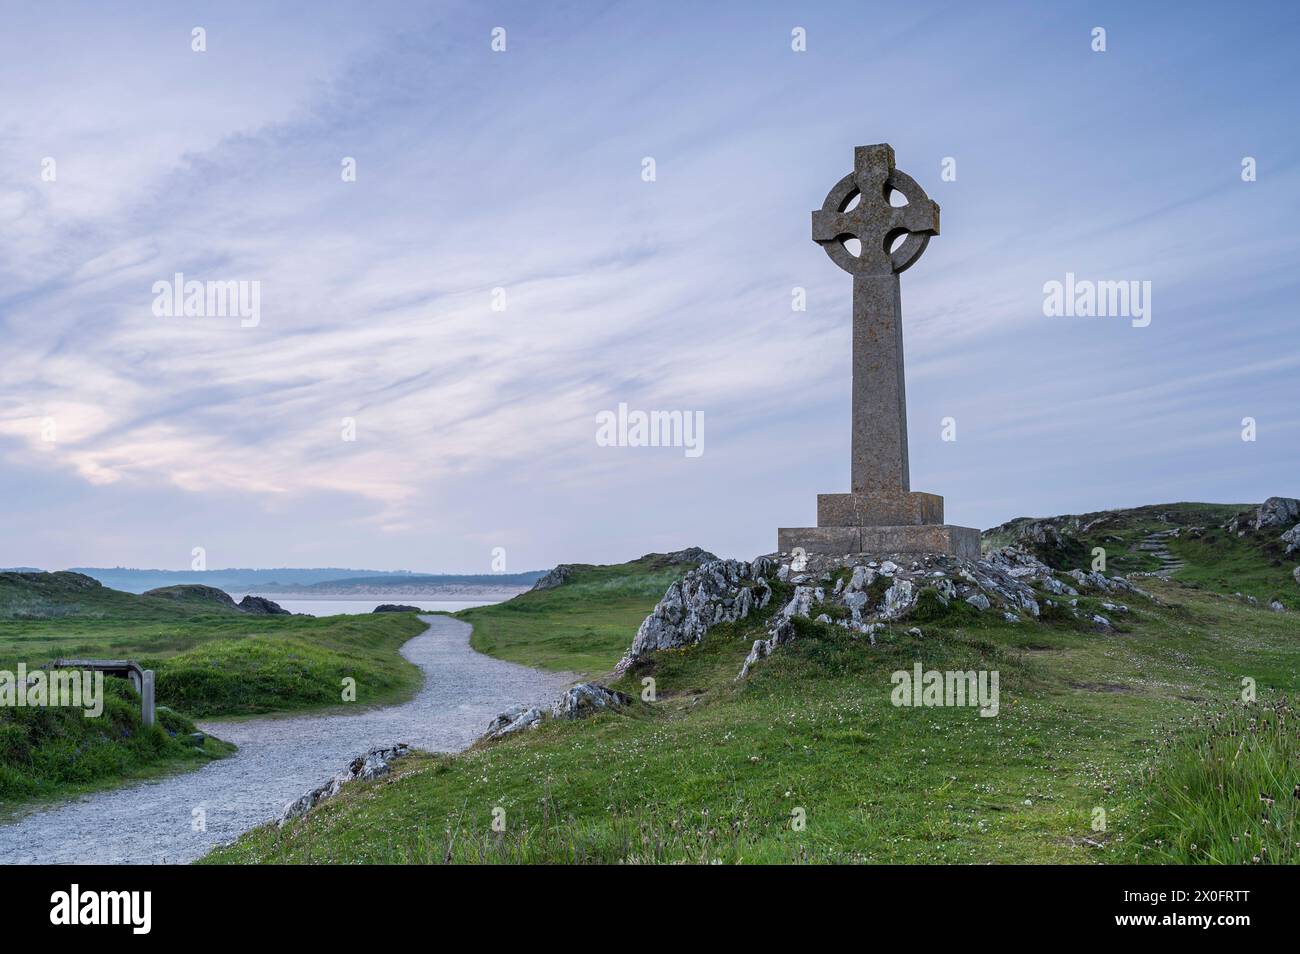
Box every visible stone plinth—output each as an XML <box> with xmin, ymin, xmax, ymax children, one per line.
<box><xmin>778</xmin><ymin>525</ymin><xmax>981</xmax><ymax>560</ymax></box>
<box><xmin>817</xmin><ymin>490</ymin><xmax>943</xmax><ymax>527</ymax></box>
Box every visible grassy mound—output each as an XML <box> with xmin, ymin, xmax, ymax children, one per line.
<box><xmin>458</xmin><ymin>552</ymin><xmax>707</xmax><ymax>675</ymax></box>
<box><xmin>153</xmin><ymin>627</ymin><xmax>421</xmax><ymax>717</ymax></box>
<box><xmin>0</xmin><ymin>571</ymin><xmax>214</xmax><ymax>621</ymax></box>
<box><xmin>0</xmin><ymin>608</ymin><xmax>428</xmax><ymax>719</ymax></box>
<box><xmin>141</xmin><ymin>583</ymin><xmax>240</xmax><ymax>608</ymax></box>
<box><xmin>0</xmin><ymin>676</ymin><xmax>233</xmax><ymax>806</ymax></box>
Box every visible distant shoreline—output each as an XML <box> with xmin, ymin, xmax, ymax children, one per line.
<box><xmin>241</xmin><ymin>586</ymin><xmax>529</xmax><ymax>601</ymax></box>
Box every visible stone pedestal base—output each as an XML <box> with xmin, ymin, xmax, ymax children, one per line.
<box><xmin>817</xmin><ymin>490</ymin><xmax>943</xmax><ymax>527</ymax></box>
<box><xmin>777</xmin><ymin>524</ymin><xmax>981</xmax><ymax>560</ymax></box>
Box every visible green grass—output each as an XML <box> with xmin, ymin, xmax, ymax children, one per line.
<box><xmin>1169</xmin><ymin>527</ymin><xmax>1298</xmax><ymax>608</ymax></box>
<box><xmin>0</xmin><ymin>676</ymin><xmax>234</xmax><ymax>809</ymax></box>
<box><xmin>0</xmin><ymin>612</ymin><xmax>430</xmax><ymax>719</ymax></box>
<box><xmin>205</xmin><ymin>548</ymin><xmax>1300</xmax><ymax>865</ymax></box>
<box><xmin>457</xmin><ymin>554</ymin><xmax>701</xmax><ymax>676</ymax></box>
<box><xmin>1126</xmin><ymin>700</ymin><xmax>1299</xmax><ymax>864</ymax></box>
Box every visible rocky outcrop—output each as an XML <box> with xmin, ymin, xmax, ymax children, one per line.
<box><xmin>1235</xmin><ymin>497</ymin><xmax>1300</xmax><ymax>556</ymax></box>
<box><xmin>551</xmin><ymin>683</ymin><xmax>629</xmax><ymax>719</ymax></box>
<box><xmin>373</xmin><ymin>603</ymin><xmax>423</xmax><ymax>613</ymax></box>
<box><xmin>738</xmin><ymin>615</ymin><xmax>796</xmax><ymax>680</ymax></box>
<box><xmin>237</xmin><ymin>595</ymin><xmax>289</xmax><ymax>615</ymax></box>
<box><xmin>1255</xmin><ymin>497</ymin><xmax>1300</xmax><ymax>530</ymax></box>
<box><xmin>1064</xmin><ymin>568</ymin><xmax>1143</xmax><ymax>596</ymax></box>
<box><xmin>613</xmin><ymin>545</ymin><xmax>1143</xmax><ymax>682</ymax></box>
<box><xmin>143</xmin><ymin>584</ymin><xmax>239</xmax><ymax>608</ymax></box>
<box><xmin>277</xmin><ymin>744</ymin><xmax>410</xmax><ymax>827</ymax></box>
<box><xmin>647</xmin><ymin>547</ymin><xmax>719</xmax><ymax>566</ymax></box>
<box><xmin>482</xmin><ymin>682</ymin><xmax>628</xmax><ymax>742</ymax></box>
<box><xmin>530</xmin><ymin>564</ymin><xmax>578</xmax><ymax>591</ymax></box>
<box><xmin>485</xmin><ymin>704</ymin><xmax>544</xmax><ymax>739</ymax></box>
<box><xmin>1217</xmin><ymin>499</ymin><xmax>1300</xmax><ymax>556</ymax></box>
<box><xmin>143</xmin><ymin>585</ymin><xmax>291</xmax><ymax>615</ymax></box>
<box><xmin>986</xmin><ymin>516</ymin><xmax>1080</xmax><ymax>549</ymax></box>
<box><xmin>614</xmin><ymin>558</ymin><xmax>775</xmax><ymax>673</ymax></box>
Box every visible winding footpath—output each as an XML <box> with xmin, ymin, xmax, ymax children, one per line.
<box><xmin>0</xmin><ymin>617</ymin><xmax>574</xmax><ymax>864</ymax></box>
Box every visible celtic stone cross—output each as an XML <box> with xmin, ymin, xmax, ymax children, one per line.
<box><xmin>812</xmin><ymin>143</ymin><xmax>938</xmax><ymax>495</ymax></box>
<box><xmin>778</xmin><ymin>144</ymin><xmax>978</xmax><ymax>558</ymax></box>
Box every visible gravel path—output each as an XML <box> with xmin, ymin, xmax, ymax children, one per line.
<box><xmin>0</xmin><ymin>616</ymin><xmax>574</xmax><ymax>864</ymax></box>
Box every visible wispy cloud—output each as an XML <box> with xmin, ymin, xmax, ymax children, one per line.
<box><xmin>1</xmin><ymin>1</ymin><xmax>1297</xmax><ymax>570</ymax></box>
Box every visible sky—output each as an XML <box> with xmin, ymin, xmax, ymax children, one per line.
<box><xmin>1</xmin><ymin>0</ymin><xmax>1297</xmax><ymax>574</ymax></box>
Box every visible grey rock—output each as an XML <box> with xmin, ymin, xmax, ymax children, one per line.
<box><xmin>847</xmin><ymin>565</ymin><xmax>877</xmax><ymax>592</ymax></box>
<box><xmin>844</xmin><ymin>590</ymin><xmax>870</xmax><ymax>622</ymax></box>
<box><xmin>1269</xmin><ymin>600</ymin><xmax>1286</xmax><ymax>613</ymax></box>
<box><xmin>485</xmin><ymin>704</ymin><xmax>543</xmax><ymax>739</ymax></box>
<box><xmin>737</xmin><ymin>616</ymin><xmax>796</xmax><ymax>681</ymax></box>
<box><xmin>616</xmin><ymin>559</ymin><xmax>763</xmax><ymax>671</ymax></box>
<box><xmin>782</xmin><ymin>585</ymin><xmax>822</xmax><ymax>619</ymax></box>
<box><xmin>237</xmin><ymin>595</ymin><xmax>289</xmax><ymax>615</ymax></box>
<box><xmin>879</xmin><ymin>579</ymin><xmax>916</xmax><ymax>620</ymax></box>
<box><xmin>1039</xmin><ymin>575</ymin><xmax>1077</xmax><ymax>596</ymax></box>
<box><xmin>551</xmin><ymin>683</ymin><xmax>629</xmax><ymax>720</ymax></box>
<box><xmin>278</xmin><ymin>744</ymin><xmax>410</xmax><ymax>827</ymax></box>
<box><xmin>1256</xmin><ymin>497</ymin><xmax>1300</xmax><ymax>530</ymax></box>
<box><xmin>530</xmin><ymin>564</ymin><xmax>577</xmax><ymax>591</ymax></box>
<box><xmin>965</xmin><ymin>592</ymin><xmax>991</xmax><ymax>611</ymax></box>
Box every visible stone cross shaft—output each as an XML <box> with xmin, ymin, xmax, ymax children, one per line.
<box><xmin>811</xmin><ymin>143</ymin><xmax>939</xmax><ymax>497</ymax></box>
